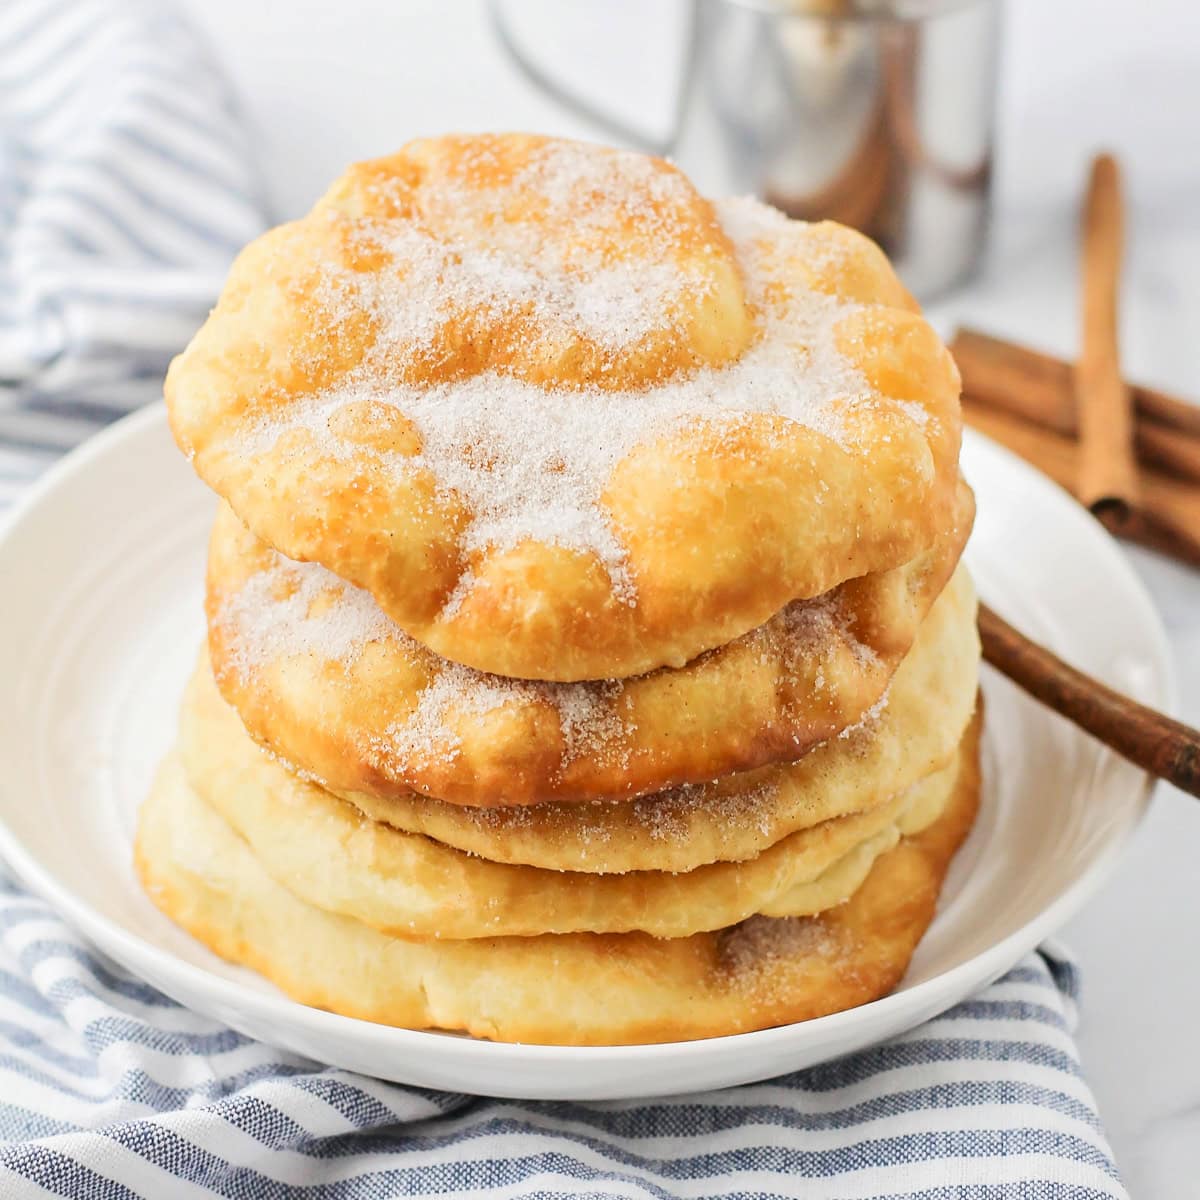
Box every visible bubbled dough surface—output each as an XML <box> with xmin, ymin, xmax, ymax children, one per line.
<box><xmin>166</xmin><ymin>134</ymin><xmax>963</xmax><ymax>681</ymax></box>
<box><xmin>297</xmin><ymin>566</ymin><xmax>980</xmax><ymax>874</ymax></box>
<box><xmin>178</xmin><ymin>658</ymin><xmax>971</xmax><ymax>940</ymax></box>
<box><xmin>135</xmin><ymin>723</ymin><xmax>980</xmax><ymax>1045</ymax></box>
<box><xmin>205</xmin><ymin>481</ymin><xmax>973</xmax><ymax>807</ymax></box>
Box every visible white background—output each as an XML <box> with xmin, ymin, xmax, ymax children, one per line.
<box><xmin>174</xmin><ymin>1</ymin><xmax>1200</xmax><ymax>1193</ymax></box>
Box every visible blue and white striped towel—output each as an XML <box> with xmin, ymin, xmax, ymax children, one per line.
<box><xmin>0</xmin><ymin>0</ymin><xmax>1128</xmax><ymax>1196</ymax></box>
<box><xmin>0</xmin><ymin>0</ymin><xmax>262</xmax><ymax>508</ymax></box>
<box><xmin>0</xmin><ymin>868</ymin><xmax>1125</xmax><ymax>1198</ymax></box>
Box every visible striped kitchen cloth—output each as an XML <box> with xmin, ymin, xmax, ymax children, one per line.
<box><xmin>0</xmin><ymin>863</ymin><xmax>1126</xmax><ymax>1199</ymax></box>
<box><xmin>0</xmin><ymin>0</ymin><xmax>264</xmax><ymax>508</ymax></box>
<box><xmin>0</xmin><ymin>0</ymin><xmax>1128</xmax><ymax>1196</ymax></box>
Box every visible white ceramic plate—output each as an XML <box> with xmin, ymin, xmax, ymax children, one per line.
<box><xmin>0</xmin><ymin>406</ymin><xmax>1171</xmax><ymax>1100</ymax></box>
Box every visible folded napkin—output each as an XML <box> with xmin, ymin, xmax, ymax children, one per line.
<box><xmin>0</xmin><ymin>0</ymin><xmax>263</xmax><ymax>508</ymax></box>
<box><xmin>0</xmin><ymin>868</ymin><xmax>1124</xmax><ymax>1199</ymax></box>
<box><xmin>0</xmin><ymin>1</ymin><xmax>1128</xmax><ymax>1196</ymax></box>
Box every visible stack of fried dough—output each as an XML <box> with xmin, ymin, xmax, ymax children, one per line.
<box><xmin>143</xmin><ymin>133</ymin><xmax>981</xmax><ymax>1046</ymax></box>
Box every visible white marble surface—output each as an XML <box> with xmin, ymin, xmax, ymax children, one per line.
<box><xmin>176</xmin><ymin>1</ymin><xmax>1200</xmax><ymax>1192</ymax></box>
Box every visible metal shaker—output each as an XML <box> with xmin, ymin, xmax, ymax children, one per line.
<box><xmin>493</xmin><ymin>0</ymin><xmax>1001</xmax><ymax>298</ymax></box>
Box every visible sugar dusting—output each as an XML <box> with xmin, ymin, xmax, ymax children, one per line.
<box><xmin>719</xmin><ymin>915</ymin><xmax>853</xmax><ymax>990</ymax></box>
<box><xmin>383</xmin><ymin>660</ymin><xmax>629</xmax><ymax>772</ymax></box>
<box><xmin>776</xmin><ymin>588</ymin><xmax>880</xmax><ymax>676</ymax></box>
<box><xmin>352</xmin><ymin>137</ymin><xmax>716</xmax><ymax>355</ymax></box>
<box><xmin>637</xmin><ymin>777</ymin><xmax>781</xmax><ymax>845</ymax></box>
<box><xmin>343</xmin><ymin>219</ymin><xmax>698</xmax><ymax>359</ymax></box>
<box><xmin>837</xmin><ymin>686</ymin><xmax>890</xmax><ymax>740</ymax></box>
<box><xmin>233</xmin><ymin>137</ymin><xmax>883</xmax><ymax>605</ymax></box>
<box><xmin>215</xmin><ymin>549</ymin><xmax>631</xmax><ymax>773</ymax></box>
<box><xmin>216</xmin><ymin>555</ymin><xmax>392</xmax><ymax>675</ymax></box>
<box><xmin>215</xmin><ymin>539</ymin><xmax>873</xmax><ymax>778</ymax></box>
<box><xmin>410</xmin><ymin>769</ymin><xmax>787</xmax><ymax>862</ymax></box>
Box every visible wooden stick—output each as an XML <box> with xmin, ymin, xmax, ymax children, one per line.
<box><xmin>962</xmin><ymin>400</ymin><xmax>1200</xmax><ymax>568</ymax></box>
<box><xmin>1075</xmin><ymin>154</ymin><xmax>1141</xmax><ymax>519</ymax></box>
<box><xmin>951</xmin><ymin>329</ymin><xmax>1200</xmax><ymax>483</ymax></box>
<box><xmin>1131</xmin><ymin>421</ymin><xmax>1200</xmax><ymax>483</ymax></box>
<box><xmin>945</xmin><ymin>328</ymin><xmax>1200</xmax><ymax>436</ymax></box>
<box><xmin>951</xmin><ymin>327</ymin><xmax>1200</xmax><ymax>440</ymax></box>
<box><xmin>979</xmin><ymin>602</ymin><xmax>1200</xmax><ymax>799</ymax></box>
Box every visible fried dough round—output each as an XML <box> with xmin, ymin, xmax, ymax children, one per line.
<box><xmin>318</xmin><ymin>567</ymin><xmax>979</xmax><ymax>874</ymax></box>
<box><xmin>166</xmin><ymin>133</ymin><xmax>963</xmax><ymax>681</ymax></box>
<box><xmin>206</xmin><ymin>482</ymin><xmax>973</xmax><ymax>807</ymax></box>
<box><xmin>135</xmin><ymin>729</ymin><xmax>980</xmax><ymax>1045</ymax></box>
<box><xmin>178</xmin><ymin>658</ymin><xmax>971</xmax><ymax>939</ymax></box>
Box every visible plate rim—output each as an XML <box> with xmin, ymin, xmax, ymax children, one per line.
<box><xmin>0</xmin><ymin>403</ymin><xmax>1171</xmax><ymax>1068</ymax></box>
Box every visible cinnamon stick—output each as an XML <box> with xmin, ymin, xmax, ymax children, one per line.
<box><xmin>952</xmin><ymin>328</ymin><xmax>1200</xmax><ymax>483</ymax></box>
<box><xmin>979</xmin><ymin>602</ymin><xmax>1200</xmax><ymax>799</ymax></box>
<box><xmin>1129</xmin><ymin>421</ymin><xmax>1200</xmax><ymax>483</ymax></box>
<box><xmin>951</xmin><ymin>327</ymin><xmax>1200</xmax><ymax>438</ymax></box>
<box><xmin>1075</xmin><ymin>154</ymin><xmax>1140</xmax><ymax>521</ymax></box>
<box><xmin>962</xmin><ymin>400</ymin><xmax>1200</xmax><ymax>568</ymax></box>
<box><xmin>950</xmin><ymin>328</ymin><xmax>1195</xmax><ymax>436</ymax></box>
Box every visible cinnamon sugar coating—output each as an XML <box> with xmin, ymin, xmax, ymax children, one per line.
<box><xmin>135</xmin><ymin>713</ymin><xmax>979</xmax><ymax>1044</ymax></box>
<box><xmin>226</xmin><ymin>567</ymin><xmax>980</xmax><ymax>875</ymax></box>
<box><xmin>178</xmin><ymin>657</ymin><xmax>970</xmax><ymax>940</ymax></box>
<box><xmin>166</xmin><ymin>134</ymin><xmax>962</xmax><ymax>680</ymax></box>
<box><xmin>205</xmin><ymin>482</ymin><xmax>973</xmax><ymax>806</ymax></box>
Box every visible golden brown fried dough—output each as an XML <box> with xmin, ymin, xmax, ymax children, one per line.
<box><xmin>167</xmin><ymin>134</ymin><xmax>962</xmax><ymax>680</ymax></box>
<box><xmin>179</xmin><ymin>658</ymin><xmax>970</xmax><ymax>939</ymax></box>
<box><xmin>136</xmin><ymin>721</ymin><xmax>980</xmax><ymax>1045</ymax></box>
<box><xmin>294</xmin><ymin>568</ymin><xmax>979</xmax><ymax>873</ymax></box>
<box><xmin>206</xmin><ymin>483</ymin><xmax>973</xmax><ymax>806</ymax></box>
